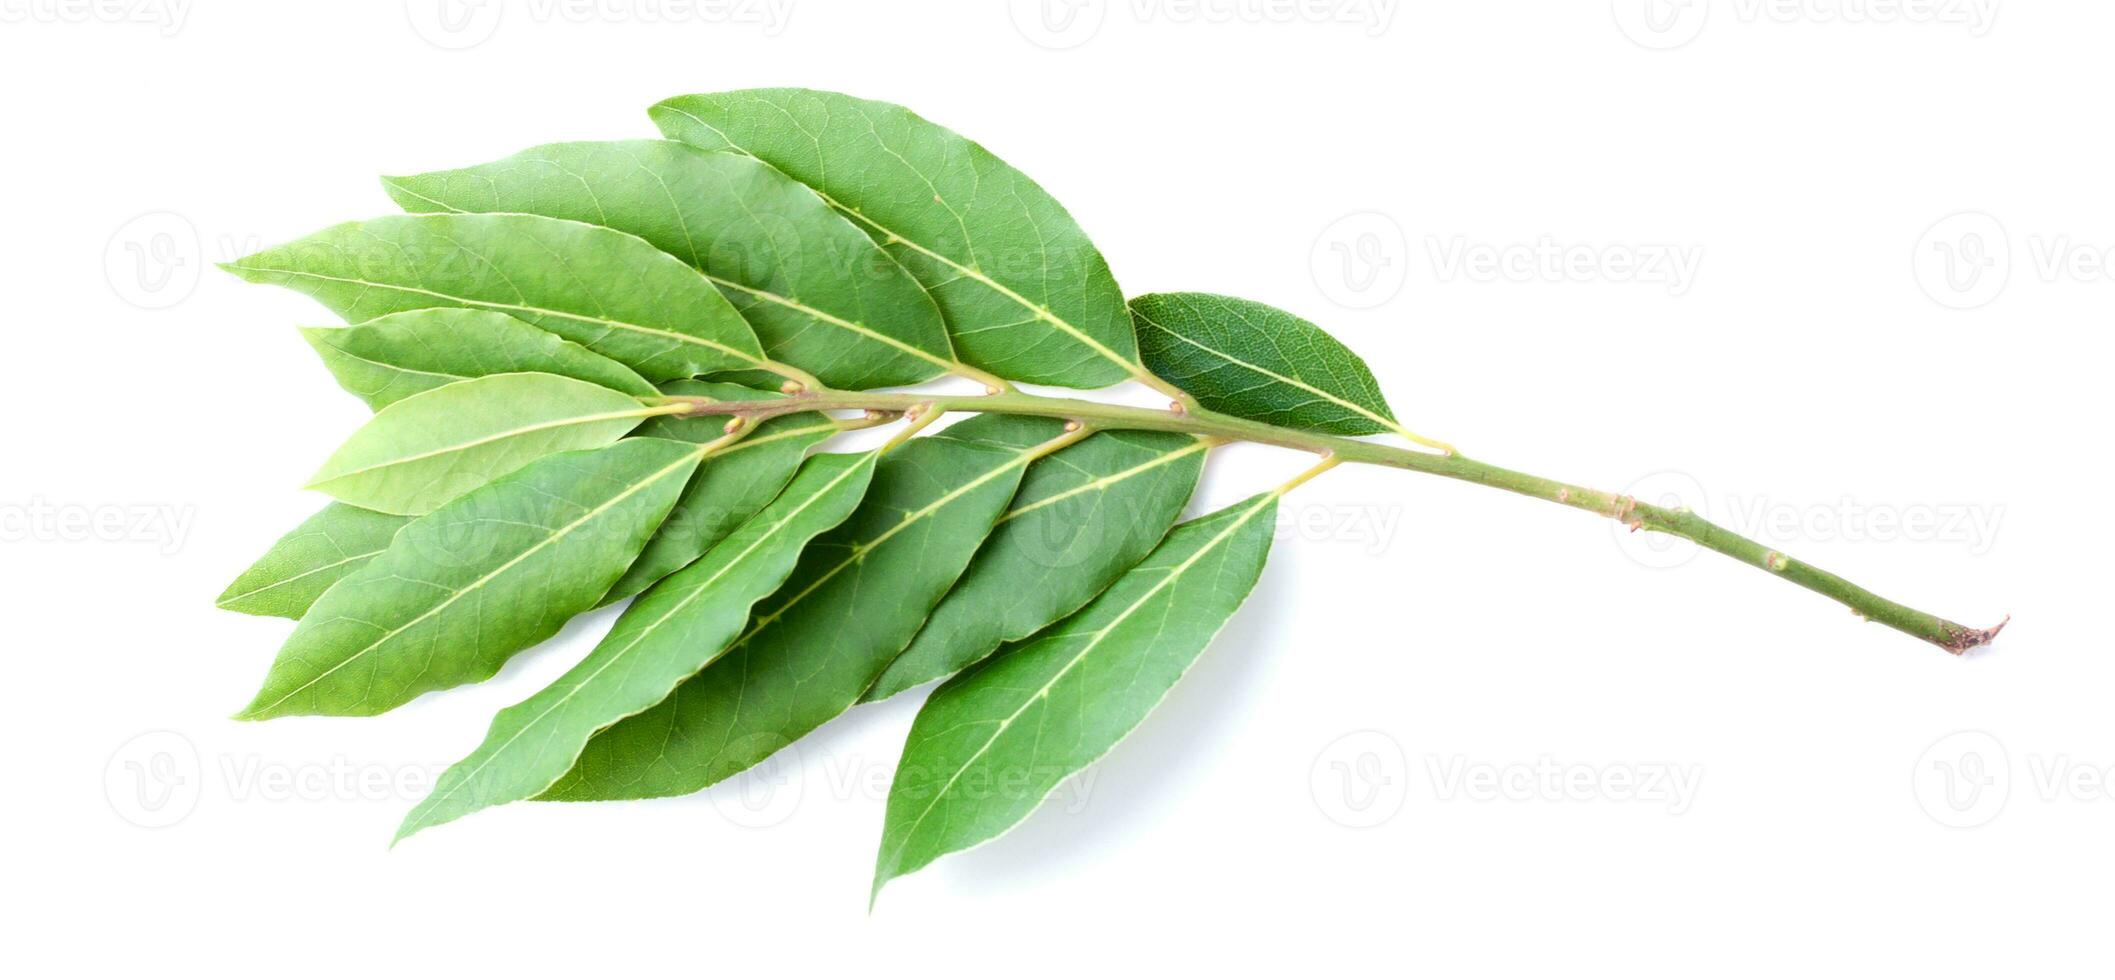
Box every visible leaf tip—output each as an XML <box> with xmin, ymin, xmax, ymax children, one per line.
<box><xmin>377</xmin><ymin>174</ymin><xmax>425</xmax><ymax>208</ymax></box>
<box><xmin>232</xmin><ymin>686</ymin><xmax>293</xmax><ymax>722</ymax></box>
<box><xmin>389</xmin><ymin>816</ymin><xmax>424</xmax><ymax>849</ymax></box>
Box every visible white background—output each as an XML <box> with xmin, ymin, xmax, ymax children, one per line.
<box><xmin>3</xmin><ymin>0</ymin><xmax>2105</xmax><ymax>974</ymax></box>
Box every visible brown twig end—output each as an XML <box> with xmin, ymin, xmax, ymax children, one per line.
<box><xmin>1942</xmin><ymin>615</ymin><xmax>2011</xmax><ymax>656</ymax></box>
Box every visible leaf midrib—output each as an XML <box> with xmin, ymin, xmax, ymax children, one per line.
<box><xmin>702</xmin><ymin>272</ymin><xmax>960</xmax><ymax>374</ymax></box>
<box><xmin>737</xmin><ymin>434</ymin><xmax>1070</xmax><ymax>643</ymax></box>
<box><xmin>385</xmin><ymin>192</ymin><xmax>963</xmax><ymax>376</ymax></box>
<box><xmin>307</xmin><ymin>332</ymin><xmax>471</xmax><ymax>388</ymax></box>
<box><xmin>996</xmin><ymin>437</ymin><xmax>1211</xmax><ymax>525</ymax></box>
<box><xmin>1133</xmin><ymin>304</ymin><xmax>1397</xmax><ymax>435</ymax></box>
<box><xmin>657</xmin><ymin>104</ymin><xmax>1142</xmax><ymax>379</ymax></box>
<box><xmin>246</xmin><ymin>445</ymin><xmax>703</xmax><ymax>717</ymax></box>
<box><xmin>312</xmin><ymin>404</ymin><xmax>662</xmax><ymax>485</ymax></box>
<box><xmin>402</xmin><ymin>456</ymin><xmax>871</xmax><ymax>831</ymax></box>
<box><xmin>883</xmin><ymin>492</ymin><xmax>1275</xmax><ymax>871</ymax></box>
<box><xmin>236</xmin><ymin>265</ymin><xmax>762</xmax><ymax>367</ymax></box>
<box><xmin>216</xmin><ymin>549</ymin><xmax>389</xmax><ymax>608</ymax></box>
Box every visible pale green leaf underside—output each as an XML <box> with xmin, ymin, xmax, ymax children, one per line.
<box><xmin>873</xmin><ymin>492</ymin><xmax>1279</xmax><ymax>899</ymax></box>
<box><xmin>224</xmin><ymin>212</ymin><xmax>763</xmax><ymax>381</ymax></box>
<box><xmin>541</xmin><ymin>414</ymin><xmax>1065</xmax><ymax>802</ymax></box>
<box><xmin>385</xmin><ymin>140</ymin><xmax>954</xmax><ymax>391</ymax></box>
<box><xmin>601</xmin><ymin>381</ymin><xmax>840</xmax><ymax>604</ymax></box>
<box><xmin>652</xmin><ymin>88</ymin><xmax>1140</xmax><ymax>389</ymax></box>
<box><xmin>1131</xmin><ymin>292</ymin><xmax>1400</xmax><ymax>437</ymax></box>
<box><xmin>864</xmin><ymin>430</ymin><xmax>1210</xmax><ymax>703</ymax></box>
<box><xmin>215</xmin><ymin>502</ymin><xmax>409</xmax><ymax>619</ymax></box>
<box><xmin>302</xmin><ymin>307</ymin><xmax>656</xmax><ymax>409</ymax></box>
<box><xmin>237</xmin><ymin>438</ymin><xmax>700</xmax><ymax>720</ymax></box>
<box><xmin>306</xmin><ymin>372</ymin><xmax>654</xmax><ymax>516</ymax></box>
<box><xmin>397</xmin><ymin>451</ymin><xmax>876</xmax><ymax>841</ymax></box>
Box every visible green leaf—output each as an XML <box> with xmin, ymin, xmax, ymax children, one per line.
<box><xmin>215</xmin><ymin>503</ymin><xmax>409</xmax><ymax>619</ymax></box>
<box><xmin>223</xmin><ymin>212</ymin><xmax>764</xmax><ymax>381</ymax></box>
<box><xmin>1131</xmin><ymin>292</ymin><xmax>1404</xmax><ymax>437</ymax></box>
<box><xmin>301</xmin><ymin>308</ymin><xmax>656</xmax><ymax>409</ymax></box>
<box><xmin>384</xmin><ymin>140</ymin><xmax>955</xmax><ymax>391</ymax></box>
<box><xmin>236</xmin><ymin>438</ymin><xmax>702</xmax><ymax>720</ymax></box>
<box><xmin>397</xmin><ymin>451</ymin><xmax>877</xmax><ymax>841</ymax></box>
<box><xmin>600</xmin><ymin>381</ymin><xmax>842</xmax><ymax>605</ymax></box>
<box><xmin>540</xmin><ymin>414</ymin><xmax>1071</xmax><ymax>802</ymax></box>
<box><xmin>872</xmin><ymin>492</ymin><xmax>1280</xmax><ymax>900</ymax></box>
<box><xmin>652</xmin><ymin>88</ymin><xmax>1140</xmax><ymax>389</ymax></box>
<box><xmin>864</xmin><ymin>431</ymin><xmax>1211</xmax><ymax>703</ymax></box>
<box><xmin>305</xmin><ymin>372</ymin><xmax>657</xmax><ymax>516</ymax></box>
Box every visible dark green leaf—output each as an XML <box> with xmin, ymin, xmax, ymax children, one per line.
<box><xmin>601</xmin><ymin>381</ymin><xmax>843</xmax><ymax>604</ymax></box>
<box><xmin>540</xmin><ymin>415</ymin><xmax>1073</xmax><ymax>802</ymax></box>
<box><xmin>397</xmin><ymin>451</ymin><xmax>877</xmax><ymax>841</ymax></box>
<box><xmin>223</xmin><ymin>212</ymin><xmax>764</xmax><ymax>381</ymax></box>
<box><xmin>215</xmin><ymin>503</ymin><xmax>408</xmax><ymax>619</ymax></box>
<box><xmin>872</xmin><ymin>492</ymin><xmax>1279</xmax><ymax>900</ymax></box>
<box><xmin>864</xmin><ymin>431</ymin><xmax>1210</xmax><ymax>703</ymax></box>
<box><xmin>1131</xmin><ymin>292</ymin><xmax>1403</xmax><ymax>437</ymax></box>
<box><xmin>301</xmin><ymin>308</ymin><xmax>656</xmax><ymax>408</ymax></box>
<box><xmin>236</xmin><ymin>438</ymin><xmax>702</xmax><ymax>720</ymax></box>
<box><xmin>385</xmin><ymin>140</ymin><xmax>954</xmax><ymax>390</ymax></box>
<box><xmin>652</xmin><ymin>88</ymin><xmax>1140</xmax><ymax>388</ymax></box>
